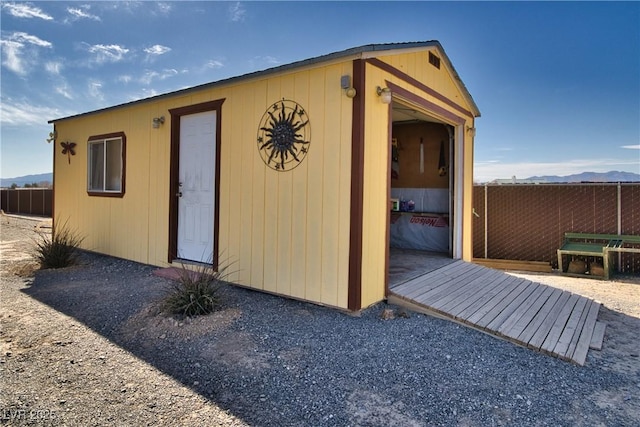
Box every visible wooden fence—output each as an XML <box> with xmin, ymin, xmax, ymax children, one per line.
<box><xmin>0</xmin><ymin>188</ymin><xmax>53</xmax><ymax>217</ymax></box>
<box><xmin>472</xmin><ymin>183</ymin><xmax>640</xmax><ymax>274</ymax></box>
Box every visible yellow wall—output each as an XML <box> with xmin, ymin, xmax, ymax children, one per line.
<box><xmin>54</xmin><ymin>61</ymin><xmax>353</xmax><ymax>309</ymax></box>
<box><xmin>53</xmin><ymin>46</ymin><xmax>478</xmax><ymax>311</ymax></box>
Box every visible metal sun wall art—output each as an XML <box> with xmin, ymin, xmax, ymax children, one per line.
<box><xmin>60</xmin><ymin>141</ymin><xmax>76</xmax><ymax>164</ymax></box>
<box><xmin>257</xmin><ymin>99</ymin><xmax>310</xmax><ymax>171</ymax></box>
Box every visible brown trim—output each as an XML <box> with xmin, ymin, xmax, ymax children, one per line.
<box><xmin>348</xmin><ymin>59</ymin><xmax>366</xmax><ymax>311</ymax></box>
<box><xmin>51</xmin><ymin>124</ymin><xmax>56</xmax><ymax>230</ymax></box>
<box><xmin>87</xmin><ymin>191</ymin><xmax>125</xmax><ymax>198</ymax></box>
<box><xmin>86</xmin><ymin>131</ymin><xmax>126</xmax><ymax>198</ymax></box>
<box><xmin>384</xmin><ymin>101</ymin><xmax>393</xmax><ymax>298</ymax></box>
<box><xmin>366</xmin><ymin>57</ymin><xmax>474</xmax><ymax>118</ymax></box>
<box><xmin>387</xmin><ymin>81</ymin><xmax>465</xmax><ymax>125</ymax></box>
<box><xmin>88</xmin><ymin>131</ymin><xmax>127</xmax><ymax>142</ymax></box>
<box><xmin>167</xmin><ymin>99</ymin><xmax>225</xmax><ymax>267</ymax></box>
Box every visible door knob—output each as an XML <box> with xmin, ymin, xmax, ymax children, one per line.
<box><xmin>177</xmin><ymin>191</ymin><xmax>182</xmax><ymax>198</ymax></box>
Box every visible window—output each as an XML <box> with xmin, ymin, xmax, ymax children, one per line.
<box><xmin>87</xmin><ymin>132</ymin><xmax>126</xmax><ymax>197</ymax></box>
<box><xmin>429</xmin><ymin>51</ymin><xmax>441</xmax><ymax>69</ymax></box>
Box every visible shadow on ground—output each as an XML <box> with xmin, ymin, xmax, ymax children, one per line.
<box><xmin>21</xmin><ymin>251</ymin><xmax>640</xmax><ymax>426</ymax></box>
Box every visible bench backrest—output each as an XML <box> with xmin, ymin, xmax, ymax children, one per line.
<box><xmin>564</xmin><ymin>232</ymin><xmax>640</xmax><ymax>244</ymax></box>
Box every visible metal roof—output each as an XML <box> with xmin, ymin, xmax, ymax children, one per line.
<box><xmin>49</xmin><ymin>41</ymin><xmax>479</xmax><ymax>123</ymax></box>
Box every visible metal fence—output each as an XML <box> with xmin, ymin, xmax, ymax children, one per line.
<box><xmin>0</xmin><ymin>188</ymin><xmax>53</xmax><ymax>217</ymax></box>
<box><xmin>472</xmin><ymin>183</ymin><xmax>640</xmax><ymax>274</ymax></box>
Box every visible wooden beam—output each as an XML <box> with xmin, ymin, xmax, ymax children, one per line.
<box><xmin>473</xmin><ymin>258</ymin><xmax>552</xmax><ymax>273</ymax></box>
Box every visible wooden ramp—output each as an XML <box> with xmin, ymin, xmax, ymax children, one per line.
<box><xmin>389</xmin><ymin>260</ymin><xmax>604</xmax><ymax>365</ymax></box>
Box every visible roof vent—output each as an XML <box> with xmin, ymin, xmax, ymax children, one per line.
<box><xmin>429</xmin><ymin>52</ymin><xmax>441</xmax><ymax>69</ymax></box>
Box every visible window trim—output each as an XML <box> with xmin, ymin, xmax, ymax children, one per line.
<box><xmin>87</xmin><ymin>132</ymin><xmax>126</xmax><ymax>198</ymax></box>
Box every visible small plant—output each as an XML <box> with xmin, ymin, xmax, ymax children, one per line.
<box><xmin>34</xmin><ymin>219</ymin><xmax>84</xmax><ymax>269</ymax></box>
<box><xmin>161</xmin><ymin>259</ymin><xmax>232</xmax><ymax>317</ymax></box>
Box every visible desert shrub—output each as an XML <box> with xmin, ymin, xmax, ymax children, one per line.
<box><xmin>34</xmin><ymin>219</ymin><xmax>84</xmax><ymax>269</ymax></box>
<box><xmin>161</xmin><ymin>260</ymin><xmax>231</xmax><ymax>316</ymax></box>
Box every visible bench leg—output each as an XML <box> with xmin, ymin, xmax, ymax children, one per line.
<box><xmin>557</xmin><ymin>250</ymin><xmax>564</xmax><ymax>273</ymax></box>
<box><xmin>603</xmin><ymin>250</ymin><xmax>611</xmax><ymax>280</ymax></box>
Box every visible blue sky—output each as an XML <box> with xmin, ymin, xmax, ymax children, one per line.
<box><xmin>1</xmin><ymin>1</ymin><xmax>638</xmax><ymax>181</ymax></box>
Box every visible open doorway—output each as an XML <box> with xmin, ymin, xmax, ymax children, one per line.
<box><xmin>387</xmin><ymin>101</ymin><xmax>457</xmax><ymax>287</ymax></box>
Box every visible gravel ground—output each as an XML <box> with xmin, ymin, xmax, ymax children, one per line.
<box><xmin>1</xmin><ymin>215</ymin><xmax>639</xmax><ymax>426</ymax></box>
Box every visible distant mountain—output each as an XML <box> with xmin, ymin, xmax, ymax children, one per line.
<box><xmin>1</xmin><ymin>172</ymin><xmax>53</xmax><ymax>188</ymax></box>
<box><xmin>526</xmin><ymin>171</ymin><xmax>640</xmax><ymax>183</ymax></box>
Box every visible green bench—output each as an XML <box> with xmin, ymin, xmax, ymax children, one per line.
<box><xmin>557</xmin><ymin>233</ymin><xmax>640</xmax><ymax>279</ymax></box>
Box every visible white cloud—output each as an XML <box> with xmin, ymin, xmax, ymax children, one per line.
<box><xmin>11</xmin><ymin>32</ymin><xmax>52</xmax><ymax>47</ymax></box>
<box><xmin>66</xmin><ymin>6</ymin><xmax>101</xmax><ymax>22</ymax></box>
<box><xmin>2</xmin><ymin>2</ymin><xmax>53</xmax><ymax>20</ymax></box>
<box><xmin>45</xmin><ymin>61</ymin><xmax>62</xmax><ymax>75</ymax></box>
<box><xmin>118</xmin><ymin>75</ymin><xmax>133</xmax><ymax>84</ymax></box>
<box><xmin>155</xmin><ymin>2</ymin><xmax>172</xmax><ymax>15</ymax></box>
<box><xmin>0</xmin><ymin>99</ymin><xmax>65</xmax><ymax>126</ymax></box>
<box><xmin>88</xmin><ymin>79</ymin><xmax>104</xmax><ymax>101</ymax></box>
<box><xmin>144</xmin><ymin>44</ymin><xmax>171</xmax><ymax>56</ymax></box>
<box><xmin>55</xmin><ymin>84</ymin><xmax>74</xmax><ymax>100</ymax></box>
<box><xmin>84</xmin><ymin>43</ymin><xmax>130</xmax><ymax>64</ymax></box>
<box><xmin>139</xmin><ymin>68</ymin><xmax>178</xmax><ymax>85</ymax></box>
<box><xmin>0</xmin><ymin>40</ymin><xmax>25</xmax><ymax>74</ymax></box>
<box><xmin>205</xmin><ymin>60</ymin><xmax>224</xmax><ymax>69</ymax></box>
<box><xmin>621</xmin><ymin>145</ymin><xmax>640</xmax><ymax>150</ymax></box>
<box><xmin>104</xmin><ymin>1</ymin><xmax>170</xmax><ymax>16</ymax></box>
<box><xmin>144</xmin><ymin>44</ymin><xmax>171</xmax><ymax>62</ymax></box>
<box><xmin>474</xmin><ymin>158</ymin><xmax>640</xmax><ymax>183</ymax></box>
<box><xmin>229</xmin><ymin>2</ymin><xmax>246</xmax><ymax>22</ymax></box>
<box><xmin>0</xmin><ymin>32</ymin><xmax>52</xmax><ymax>75</ymax></box>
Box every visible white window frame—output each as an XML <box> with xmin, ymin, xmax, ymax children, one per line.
<box><xmin>87</xmin><ymin>132</ymin><xmax>126</xmax><ymax>197</ymax></box>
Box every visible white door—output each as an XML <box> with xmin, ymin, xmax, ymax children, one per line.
<box><xmin>177</xmin><ymin>111</ymin><xmax>216</xmax><ymax>262</ymax></box>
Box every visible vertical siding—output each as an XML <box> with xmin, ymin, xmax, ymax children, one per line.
<box><xmin>304</xmin><ymin>68</ymin><xmax>326</xmax><ymax>304</ymax></box>
<box><xmin>147</xmin><ymin>101</ymin><xmax>171</xmax><ymax>266</ymax></box>
<box><xmin>319</xmin><ymin>65</ymin><xmax>344</xmax><ymax>307</ymax></box>
<box><xmin>222</xmin><ymin>63</ymin><xmax>353</xmax><ymax>307</ymax></box>
<box><xmin>360</xmin><ymin>65</ymin><xmax>392</xmax><ymax>307</ymax></box>
<box><xmin>290</xmin><ymin>72</ymin><xmax>311</xmax><ymax>300</ymax></box>
<box><xmin>250</xmin><ymin>81</ymin><xmax>268</xmax><ymax>290</ymax></box>
<box><xmin>55</xmin><ymin>60</ymin><xmax>354</xmax><ymax>309</ymax></box>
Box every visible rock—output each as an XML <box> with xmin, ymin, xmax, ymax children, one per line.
<box><xmin>380</xmin><ymin>309</ymin><xmax>395</xmax><ymax>320</ymax></box>
<box><xmin>397</xmin><ymin>309</ymin><xmax>410</xmax><ymax>318</ymax></box>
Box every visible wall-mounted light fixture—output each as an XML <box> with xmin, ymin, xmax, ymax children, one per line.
<box><xmin>46</xmin><ymin>130</ymin><xmax>57</xmax><ymax>143</ymax></box>
<box><xmin>152</xmin><ymin>116</ymin><xmax>165</xmax><ymax>128</ymax></box>
<box><xmin>376</xmin><ymin>86</ymin><xmax>392</xmax><ymax>104</ymax></box>
<box><xmin>340</xmin><ymin>75</ymin><xmax>357</xmax><ymax>98</ymax></box>
<box><xmin>466</xmin><ymin>126</ymin><xmax>476</xmax><ymax>138</ymax></box>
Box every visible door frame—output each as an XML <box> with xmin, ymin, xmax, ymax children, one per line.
<box><xmin>384</xmin><ymin>83</ymin><xmax>466</xmax><ymax>296</ymax></box>
<box><xmin>168</xmin><ymin>99</ymin><xmax>225</xmax><ymax>267</ymax></box>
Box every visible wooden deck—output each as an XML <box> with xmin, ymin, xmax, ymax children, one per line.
<box><xmin>389</xmin><ymin>260</ymin><xmax>604</xmax><ymax>365</ymax></box>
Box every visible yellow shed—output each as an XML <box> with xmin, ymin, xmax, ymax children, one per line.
<box><xmin>49</xmin><ymin>41</ymin><xmax>480</xmax><ymax>311</ymax></box>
